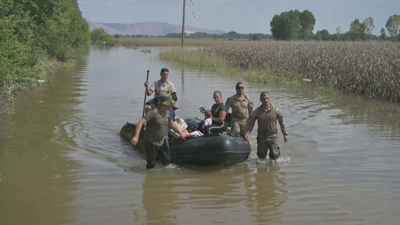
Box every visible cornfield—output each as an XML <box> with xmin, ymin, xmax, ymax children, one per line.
<box><xmin>198</xmin><ymin>41</ymin><xmax>400</xmax><ymax>103</ymax></box>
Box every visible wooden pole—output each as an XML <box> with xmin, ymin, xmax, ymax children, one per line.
<box><xmin>181</xmin><ymin>0</ymin><xmax>186</xmax><ymax>48</ymax></box>
<box><xmin>142</xmin><ymin>70</ymin><xmax>149</xmax><ymax>118</ymax></box>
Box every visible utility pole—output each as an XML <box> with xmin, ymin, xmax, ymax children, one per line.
<box><xmin>181</xmin><ymin>0</ymin><xmax>186</xmax><ymax>48</ymax></box>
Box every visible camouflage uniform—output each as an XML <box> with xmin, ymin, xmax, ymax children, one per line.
<box><xmin>147</xmin><ymin>80</ymin><xmax>177</xmax><ymax>109</ymax></box>
<box><xmin>246</xmin><ymin>104</ymin><xmax>288</xmax><ymax>160</ymax></box>
<box><xmin>225</xmin><ymin>94</ymin><xmax>254</xmax><ymax>136</ymax></box>
<box><xmin>142</xmin><ymin>94</ymin><xmax>175</xmax><ymax>168</ymax></box>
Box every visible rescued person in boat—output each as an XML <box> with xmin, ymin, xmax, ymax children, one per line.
<box><xmin>201</xmin><ymin>109</ymin><xmax>212</xmax><ymax>132</ymax></box>
<box><xmin>225</xmin><ymin>82</ymin><xmax>254</xmax><ymax>136</ymax></box>
<box><xmin>131</xmin><ymin>93</ymin><xmax>185</xmax><ymax>169</ymax></box>
<box><xmin>168</xmin><ymin>117</ymin><xmax>193</xmax><ymax>138</ymax></box>
<box><xmin>204</xmin><ymin>90</ymin><xmax>228</xmax><ymax>135</ymax></box>
<box><xmin>245</xmin><ymin>91</ymin><xmax>289</xmax><ymax>160</ymax></box>
<box><xmin>144</xmin><ymin>68</ymin><xmax>177</xmax><ymax>114</ymax></box>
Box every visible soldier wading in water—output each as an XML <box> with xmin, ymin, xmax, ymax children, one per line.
<box><xmin>225</xmin><ymin>82</ymin><xmax>254</xmax><ymax>136</ymax></box>
<box><xmin>245</xmin><ymin>91</ymin><xmax>289</xmax><ymax>160</ymax></box>
<box><xmin>131</xmin><ymin>93</ymin><xmax>185</xmax><ymax>169</ymax></box>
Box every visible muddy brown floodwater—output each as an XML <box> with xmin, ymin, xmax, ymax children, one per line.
<box><xmin>1</xmin><ymin>46</ymin><xmax>399</xmax><ymax>225</ymax></box>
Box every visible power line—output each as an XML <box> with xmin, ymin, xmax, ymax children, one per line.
<box><xmin>190</xmin><ymin>0</ymin><xmax>198</xmax><ymax>12</ymax></box>
<box><xmin>185</xmin><ymin>0</ymin><xmax>197</xmax><ymax>21</ymax></box>
<box><xmin>185</xmin><ymin>0</ymin><xmax>204</xmax><ymax>29</ymax></box>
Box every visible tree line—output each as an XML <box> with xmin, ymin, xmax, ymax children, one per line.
<box><xmin>92</xmin><ymin>30</ymin><xmax>273</xmax><ymax>42</ymax></box>
<box><xmin>0</xmin><ymin>0</ymin><xmax>90</xmax><ymax>91</ymax></box>
<box><xmin>108</xmin><ymin>10</ymin><xmax>400</xmax><ymax>42</ymax></box>
<box><xmin>270</xmin><ymin>10</ymin><xmax>400</xmax><ymax>41</ymax></box>
<box><xmin>165</xmin><ymin>31</ymin><xmax>272</xmax><ymax>40</ymax></box>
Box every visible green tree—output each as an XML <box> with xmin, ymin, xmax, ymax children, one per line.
<box><xmin>385</xmin><ymin>14</ymin><xmax>400</xmax><ymax>41</ymax></box>
<box><xmin>90</xmin><ymin>28</ymin><xmax>115</xmax><ymax>44</ymax></box>
<box><xmin>349</xmin><ymin>19</ymin><xmax>366</xmax><ymax>41</ymax></box>
<box><xmin>1</xmin><ymin>0</ymin><xmax>90</xmax><ymax>96</ymax></box>
<box><xmin>380</xmin><ymin>27</ymin><xmax>387</xmax><ymax>41</ymax></box>
<box><xmin>227</xmin><ymin>31</ymin><xmax>239</xmax><ymax>39</ymax></box>
<box><xmin>299</xmin><ymin>10</ymin><xmax>316</xmax><ymax>40</ymax></box>
<box><xmin>363</xmin><ymin>17</ymin><xmax>375</xmax><ymax>39</ymax></box>
<box><xmin>250</xmin><ymin>34</ymin><xmax>262</xmax><ymax>41</ymax></box>
<box><xmin>335</xmin><ymin>27</ymin><xmax>341</xmax><ymax>41</ymax></box>
<box><xmin>270</xmin><ymin>11</ymin><xmax>300</xmax><ymax>40</ymax></box>
<box><xmin>314</xmin><ymin>29</ymin><xmax>330</xmax><ymax>41</ymax></box>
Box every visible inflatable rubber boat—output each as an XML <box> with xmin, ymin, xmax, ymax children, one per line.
<box><xmin>120</xmin><ymin>116</ymin><xmax>251</xmax><ymax>166</ymax></box>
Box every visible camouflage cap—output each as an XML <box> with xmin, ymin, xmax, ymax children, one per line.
<box><xmin>158</xmin><ymin>93</ymin><xmax>175</xmax><ymax>106</ymax></box>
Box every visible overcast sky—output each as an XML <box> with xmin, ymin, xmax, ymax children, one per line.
<box><xmin>78</xmin><ymin>0</ymin><xmax>399</xmax><ymax>35</ymax></box>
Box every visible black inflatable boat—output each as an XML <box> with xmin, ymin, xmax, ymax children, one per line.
<box><xmin>120</xmin><ymin>117</ymin><xmax>251</xmax><ymax>166</ymax></box>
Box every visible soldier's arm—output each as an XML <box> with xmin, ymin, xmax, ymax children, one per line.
<box><xmin>133</xmin><ymin>118</ymin><xmax>146</xmax><ymax>139</ymax></box>
<box><xmin>246</xmin><ymin>110</ymin><xmax>257</xmax><ymax>135</ymax></box>
<box><xmin>277</xmin><ymin>108</ymin><xmax>288</xmax><ymax>136</ymax></box>
<box><xmin>225</xmin><ymin>97</ymin><xmax>231</xmax><ymax>112</ymax></box>
<box><xmin>169</xmin><ymin>120</ymin><xmax>184</xmax><ymax>139</ymax></box>
<box><xmin>146</xmin><ymin>82</ymin><xmax>155</xmax><ymax>96</ymax></box>
<box><xmin>170</xmin><ymin>82</ymin><xmax>177</xmax><ymax>93</ymax></box>
<box><xmin>247</xmin><ymin>98</ymin><xmax>254</xmax><ymax>116</ymax></box>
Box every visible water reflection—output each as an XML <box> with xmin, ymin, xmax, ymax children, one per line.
<box><xmin>244</xmin><ymin>165</ymin><xmax>287</xmax><ymax>224</ymax></box>
<box><xmin>140</xmin><ymin>172</ymin><xmax>179</xmax><ymax>224</ymax></box>
<box><xmin>135</xmin><ymin>165</ymin><xmax>286</xmax><ymax>224</ymax></box>
<box><xmin>0</xmin><ymin>57</ymin><xmax>88</xmax><ymax>224</ymax></box>
<box><xmin>306</xmin><ymin>85</ymin><xmax>400</xmax><ymax>137</ymax></box>
<box><xmin>180</xmin><ymin>66</ymin><xmax>185</xmax><ymax>96</ymax></box>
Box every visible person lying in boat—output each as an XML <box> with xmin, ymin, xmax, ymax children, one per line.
<box><xmin>131</xmin><ymin>93</ymin><xmax>185</xmax><ymax>169</ymax></box>
<box><xmin>168</xmin><ymin>109</ymin><xmax>204</xmax><ymax>138</ymax></box>
<box><xmin>144</xmin><ymin>68</ymin><xmax>177</xmax><ymax>114</ymax></box>
<box><xmin>203</xmin><ymin>90</ymin><xmax>228</xmax><ymax>135</ymax></box>
<box><xmin>168</xmin><ymin>117</ymin><xmax>194</xmax><ymax>139</ymax></box>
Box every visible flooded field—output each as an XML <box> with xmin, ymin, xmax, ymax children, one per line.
<box><xmin>1</xmin><ymin>46</ymin><xmax>399</xmax><ymax>225</ymax></box>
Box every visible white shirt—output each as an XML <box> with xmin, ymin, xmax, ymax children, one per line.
<box><xmin>204</xmin><ymin>118</ymin><xmax>212</xmax><ymax>126</ymax></box>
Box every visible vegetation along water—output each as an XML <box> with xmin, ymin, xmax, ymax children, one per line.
<box><xmin>0</xmin><ymin>0</ymin><xmax>90</xmax><ymax>115</ymax></box>
<box><xmin>159</xmin><ymin>41</ymin><xmax>400</xmax><ymax>104</ymax></box>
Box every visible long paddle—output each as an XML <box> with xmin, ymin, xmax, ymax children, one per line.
<box><xmin>142</xmin><ymin>70</ymin><xmax>149</xmax><ymax>118</ymax></box>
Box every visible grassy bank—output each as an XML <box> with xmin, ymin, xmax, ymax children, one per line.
<box><xmin>0</xmin><ymin>57</ymin><xmax>78</xmax><ymax>115</ymax></box>
<box><xmin>159</xmin><ymin>41</ymin><xmax>400</xmax><ymax>103</ymax></box>
<box><xmin>0</xmin><ymin>0</ymin><xmax>90</xmax><ymax>115</ymax></box>
<box><xmin>159</xmin><ymin>47</ymin><xmax>313</xmax><ymax>88</ymax></box>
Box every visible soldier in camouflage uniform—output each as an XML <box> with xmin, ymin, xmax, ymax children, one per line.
<box><xmin>144</xmin><ymin>68</ymin><xmax>177</xmax><ymax>113</ymax></box>
<box><xmin>225</xmin><ymin>82</ymin><xmax>254</xmax><ymax>136</ymax></box>
<box><xmin>245</xmin><ymin>91</ymin><xmax>289</xmax><ymax>160</ymax></box>
<box><xmin>131</xmin><ymin>93</ymin><xmax>185</xmax><ymax>168</ymax></box>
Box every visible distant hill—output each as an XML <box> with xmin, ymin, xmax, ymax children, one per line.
<box><xmin>88</xmin><ymin>21</ymin><xmax>226</xmax><ymax>36</ymax></box>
